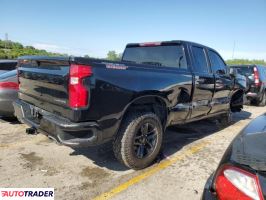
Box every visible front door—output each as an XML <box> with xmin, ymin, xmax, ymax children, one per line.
<box><xmin>207</xmin><ymin>49</ymin><xmax>234</xmax><ymax>114</ymax></box>
<box><xmin>190</xmin><ymin>46</ymin><xmax>215</xmax><ymax>119</ymax></box>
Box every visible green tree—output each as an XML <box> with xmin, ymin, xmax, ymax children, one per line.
<box><xmin>0</xmin><ymin>39</ymin><xmax>66</xmax><ymax>59</ymax></box>
<box><xmin>226</xmin><ymin>59</ymin><xmax>266</xmax><ymax>66</ymax></box>
<box><xmin>107</xmin><ymin>50</ymin><xmax>121</xmax><ymax>61</ymax></box>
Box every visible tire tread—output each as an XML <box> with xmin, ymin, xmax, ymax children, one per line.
<box><xmin>113</xmin><ymin>112</ymin><xmax>162</xmax><ymax>169</ymax></box>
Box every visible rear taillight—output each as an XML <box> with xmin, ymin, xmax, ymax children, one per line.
<box><xmin>254</xmin><ymin>67</ymin><xmax>261</xmax><ymax>87</ymax></box>
<box><xmin>69</xmin><ymin>64</ymin><xmax>92</xmax><ymax>109</ymax></box>
<box><xmin>0</xmin><ymin>82</ymin><xmax>19</xmax><ymax>90</ymax></box>
<box><xmin>215</xmin><ymin>165</ymin><xmax>264</xmax><ymax>200</ymax></box>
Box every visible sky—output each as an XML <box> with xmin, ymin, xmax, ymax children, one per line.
<box><xmin>0</xmin><ymin>0</ymin><xmax>266</xmax><ymax>60</ymax></box>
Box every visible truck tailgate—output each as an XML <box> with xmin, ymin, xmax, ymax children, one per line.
<box><xmin>18</xmin><ymin>57</ymin><xmax>73</xmax><ymax>120</ymax></box>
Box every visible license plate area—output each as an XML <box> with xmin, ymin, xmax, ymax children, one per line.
<box><xmin>27</xmin><ymin>105</ymin><xmax>42</xmax><ymax>124</ymax></box>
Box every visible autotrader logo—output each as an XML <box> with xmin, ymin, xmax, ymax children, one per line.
<box><xmin>0</xmin><ymin>188</ymin><xmax>54</xmax><ymax>200</ymax></box>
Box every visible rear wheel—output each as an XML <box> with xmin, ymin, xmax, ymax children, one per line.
<box><xmin>113</xmin><ymin>112</ymin><xmax>163</xmax><ymax>170</ymax></box>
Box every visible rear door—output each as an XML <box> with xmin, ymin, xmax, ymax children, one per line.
<box><xmin>190</xmin><ymin>46</ymin><xmax>214</xmax><ymax>119</ymax></box>
<box><xmin>207</xmin><ymin>50</ymin><xmax>233</xmax><ymax>114</ymax></box>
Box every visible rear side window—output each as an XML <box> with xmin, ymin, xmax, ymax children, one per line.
<box><xmin>122</xmin><ymin>45</ymin><xmax>187</xmax><ymax>69</ymax></box>
<box><xmin>208</xmin><ymin>50</ymin><xmax>226</xmax><ymax>74</ymax></box>
<box><xmin>191</xmin><ymin>46</ymin><xmax>209</xmax><ymax>73</ymax></box>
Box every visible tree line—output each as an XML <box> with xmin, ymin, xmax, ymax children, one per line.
<box><xmin>226</xmin><ymin>59</ymin><xmax>266</xmax><ymax>66</ymax></box>
<box><xmin>0</xmin><ymin>39</ymin><xmax>66</xmax><ymax>59</ymax></box>
<box><xmin>0</xmin><ymin>39</ymin><xmax>265</xmax><ymax>65</ymax></box>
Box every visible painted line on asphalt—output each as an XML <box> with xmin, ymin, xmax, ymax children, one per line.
<box><xmin>93</xmin><ymin>141</ymin><xmax>209</xmax><ymax>200</ymax></box>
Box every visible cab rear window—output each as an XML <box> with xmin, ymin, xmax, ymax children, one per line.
<box><xmin>122</xmin><ymin>45</ymin><xmax>187</xmax><ymax>69</ymax></box>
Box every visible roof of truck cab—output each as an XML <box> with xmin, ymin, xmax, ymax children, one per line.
<box><xmin>125</xmin><ymin>40</ymin><xmax>222</xmax><ymax>55</ymax></box>
<box><xmin>126</xmin><ymin>40</ymin><xmax>212</xmax><ymax>48</ymax></box>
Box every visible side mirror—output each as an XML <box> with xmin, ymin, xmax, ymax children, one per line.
<box><xmin>229</xmin><ymin>68</ymin><xmax>237</xmax><ymax>77</ymax></box>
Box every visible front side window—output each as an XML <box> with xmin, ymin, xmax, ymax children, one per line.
<box><xmin>122</xmin><ymin>45</ymin><xmax>187</xmax><ymax>69</ymax></box>
<box><xmin>208</xmin><ymin>50</ymin><xmax>226</xmax><ymax>74</ymax></box>
<box><xmin>191</xmin><ymin>46</ymin><xmax>209</xmax><ymax>73</ymax></box>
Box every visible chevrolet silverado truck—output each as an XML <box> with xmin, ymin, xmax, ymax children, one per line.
<box><xmin>14</xmin><ymin>41</ymin><xmax>244</xmax><ymax>169</ymax></box>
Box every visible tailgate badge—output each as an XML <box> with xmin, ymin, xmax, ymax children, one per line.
<box><xmin>103</xmin><ymin>62</ymin><xmax>128</xmax><ymax>70</ymax></box>
<box><xmin>30</xmin><ymin>106</ymin><xmax>39</xmax><ymax>118</ymax></box>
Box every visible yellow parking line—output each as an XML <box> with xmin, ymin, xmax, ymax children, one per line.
<box><xmin>93</xmin><ymin>141</ymin><xmax>209</xmax><ymax>200</ymax></box>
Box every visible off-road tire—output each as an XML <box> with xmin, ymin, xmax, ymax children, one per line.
<box><xmin>113</xmin><ymin>112</ymin><xmax>163</xmax><ymax>170</ymax></box>
<box><xmin>219</xmin><ymin>112</ymin><xmax>232</xmax><ymax>128</ymax></box>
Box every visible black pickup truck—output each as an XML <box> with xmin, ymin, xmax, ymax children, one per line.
<box><xmin>14</xmin><ymin>41</ymin><xmax>244</xmax><ymax>169</ymax></box>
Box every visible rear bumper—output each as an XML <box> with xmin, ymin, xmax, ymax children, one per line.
<box><xmin>13</xmin><ymin>100</ymin><xmax>105</xmax><ymax>147</ymax></box>
<box><xmin>246</xmin><ymin>92</ymin><xmax>259</xmax><ymax>99</ymax></box>
<box><xmin>246</xmin><ymin>85</ymin><xmax>264</xmax><ymax>100</ymax></box>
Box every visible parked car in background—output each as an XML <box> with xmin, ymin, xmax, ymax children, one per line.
<box><xmin>202</xmin><ymin>113</ymin><xmax>266</xmax><ymax>200</ymax></box>
<box><xmin>0</xmin><ymin>60</ymin><xmax>17</xmax><ymax>75</ymax></box>
<box><xmin>0</xmin><ymin>70</ymin><xmax>18</xmax><ymax>117</ymax></box>
<box><xmin>233</xmin><ymin>69</ymin><xmax>248</xmax><ymax>92</ymax></box>
<box><xmin>14</xmin><ymin>41</ymin><xmax>245</xmax><ymax>169</ymax></box>
<box><xmin>230</xmin><ymin>65</ymin><xmax>266</xmax><ymax>106</ymax></box>
<box><xmin>229</xmin><ymin>68</ymin><xmax>248</xmax><ymax>112</ymax></box>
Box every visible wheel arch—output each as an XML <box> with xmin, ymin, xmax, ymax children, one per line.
<box><xmin>230</xmin><ymin>89</ymin><xmax>245</xmax><ymax>112</ymax></box>
<box><xmin>121</xmin><ymin>95</ymin><xmax>169</xmax><ymax>129</ymax></box>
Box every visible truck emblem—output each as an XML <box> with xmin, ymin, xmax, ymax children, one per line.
<box><xmin>103</xmin><ymin>62</ymin><xmax>128</xmax><ymax>70</ymax></box>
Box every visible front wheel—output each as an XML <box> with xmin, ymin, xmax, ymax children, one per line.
<box><xmin>113</xmin><ymin>112</ymin><xmax>163</xmax><ymax>170</ymax></box>
<box><xmin>219</xmin><ymin>112</ymin><xmax>232</xmax><ymax>128</ymax></box>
